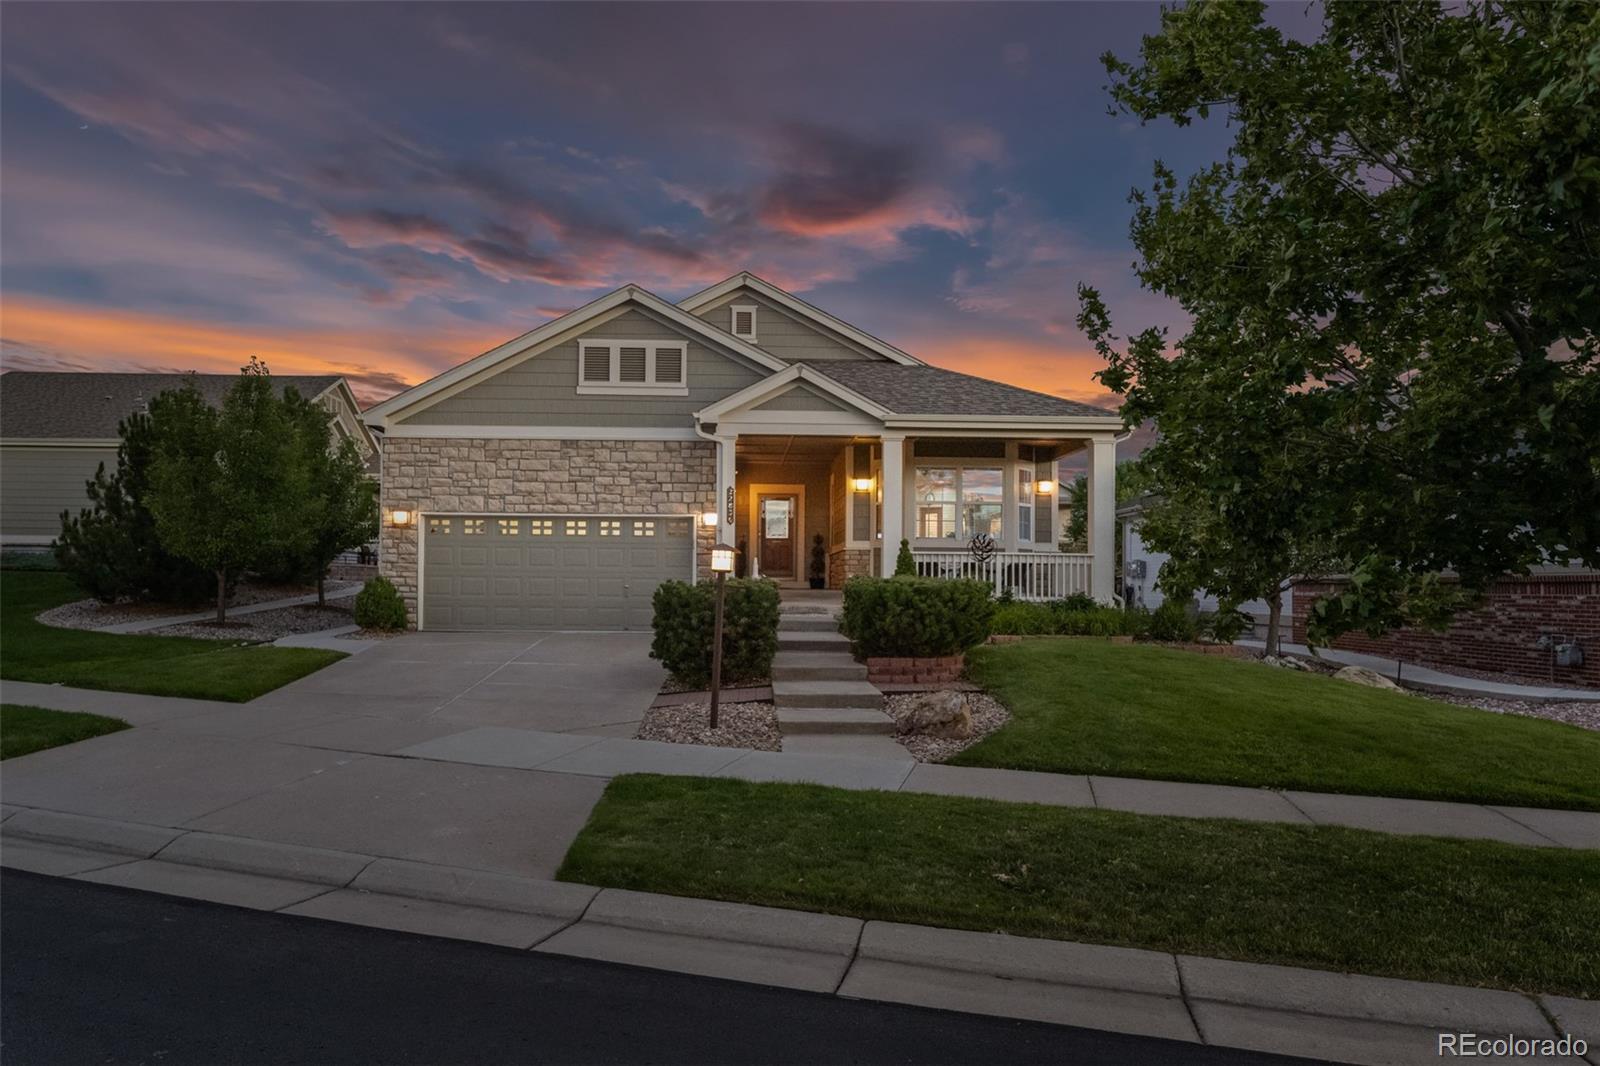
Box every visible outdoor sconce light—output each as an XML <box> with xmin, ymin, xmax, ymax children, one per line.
<box><xmin>700</xmin><ymin>511</ymin><xmax>719</xmax><ymax>528</ymax></box>
<box><xmin>1037</xmin><ymin>479</ymin><xmax>1056</xmax><ymax>495</ymax></box>
<box><xmin>390</xmin><ymin>509</ymin><xmax>413</xmax><ymax>527</ymax></box>
<box><xmin>710</xmin><ymin>543</ymin><xmax>736</xmax><ymax>573</ymax></box>
<box><xmin>851</xmin><ymin>476</ymin><xmax>874</xmax><ymax>492</ymax></box>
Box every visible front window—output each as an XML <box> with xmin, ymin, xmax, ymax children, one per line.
<box><xmin>914</xmin><ymin>467</ymin><xmax>958</xmax><ymax>539</ymax></box>
<box><xmin>962</xmin><ymin>468</ymin><xmax>1003</xmax><ymax>540</ymax></box>
<box><xmin>915</xmin><ymin>465</ymin><xmax>1008</xmax><ymax>541</ymax></box>
<box><xmin>1018</xmin><ymin>469</ymin><xmax>1034</xmax><ymax>543</ymax></box>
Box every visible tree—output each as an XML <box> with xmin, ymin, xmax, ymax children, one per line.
<box><xmin>54</xmin><ymin>407</ymin><xmax>217</xmax><ymax>605</ymax></box>
<box><xmin>1083</xmin><ymin>0</ymin><xmax>1600</xmax><ymax>645</ymax></box>
<box><xmin>284</xmin><ymin>389</ymin><xmax>378</xmax><ymax>606</ymax></box>
<box><xmin>145</xmin><ymin>360</ymin><xmax>313</xmax><ymax>623</ymax></box>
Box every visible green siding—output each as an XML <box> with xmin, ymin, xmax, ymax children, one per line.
<box><xmin>750</xmin><ymin>383</ymin><xmax>851</xmax><ymax>413</ymax></box>
<box><xmin>695</xmin><ymin>287</ymin><xmax>886</xmax><ymax>362</ymax></box>
<box><xmin>1</xmin><ymin>446</ymin><xmax>118</xmax><ymax>538</ymax></box>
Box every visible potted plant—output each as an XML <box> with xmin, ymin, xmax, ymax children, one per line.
<box><xmin>808</xmin><ymin>533</ymin><xmax>827</xmax><ymax>589</ymax></box>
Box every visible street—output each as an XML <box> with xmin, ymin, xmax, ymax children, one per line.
<box><xmin>2</xmin><ymin>869</ymin><xmax>1316</xmax><ymax>1065</ymax></box>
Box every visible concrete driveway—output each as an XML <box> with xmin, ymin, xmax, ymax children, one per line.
<box><xmin>253</xmin><ymin>630</ymin><xmax>665</xmax><ymax>736</ymax></box>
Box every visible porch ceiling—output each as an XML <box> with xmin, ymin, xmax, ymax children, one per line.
<box><xmin>735</xmin><ymin>434</ymin><xmax>855</xmax><ymax>463</ymax></box>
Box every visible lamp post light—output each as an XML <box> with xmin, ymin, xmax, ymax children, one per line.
<box><xmin>708</xmin><ymin>542</ymin><xmax>735</xmax><ymax>729</ymax></box>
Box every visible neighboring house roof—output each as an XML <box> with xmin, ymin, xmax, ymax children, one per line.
<box><xmin>800</xmin><ymin>361</ymin><xmax>1111</xmax><ymax>418</ymax></box>
<box><xmin>0</xmin><ymin>371</ymin><xmax>345</xmax><ymax>439</ymax></box>
<box><xmin>677</xmin><ymin>271</ymin><xmax>923</xmax><ymax>366</ymax></box>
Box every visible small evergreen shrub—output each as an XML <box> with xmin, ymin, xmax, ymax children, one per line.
<box><xmin>1204</xmin><ymin>606</ymin><xmax>1254</xmax><ymax>643</ymax></box>
<box><xmin>354</xmin><ymin>576</ymin><xmax>408</xmax><ymax>630</ymax></box>
<box><xmin>651</xmin><ymin>578</ymin><xmax>780</xmax><ymax>687</ymax></box>
<box><xmin>1146</xmin><ymin>598</ymin><xmax>1202</xmax><ymax>642</ymax></box>
<box><xmin>839</xmin><ymin>577</ymin><xmax>995</xmax><ymax>658</ymax></box>
<box><xmin>893</xmin><ymin>538</ymin><xmax>917</xmax><ymax>577</ymax></box>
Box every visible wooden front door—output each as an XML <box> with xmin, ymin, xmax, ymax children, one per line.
<box><xmin>757</xmin><ymin>495</ymin><xmax>797</xmax><ymax>578</ymax></box>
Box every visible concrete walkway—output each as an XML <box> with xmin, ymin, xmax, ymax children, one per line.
<box><xmin>4</xmin><ymin>680</ymin><xmax>1595</xmax><ymax>849</ymax></box>
<box><xmin>94</xmin><ymin>583</ymin><xmax>363</xmax><ymax>634</ymax></box>
<box><xmin>1239</xmin><ymin>640</ymin><xmax>1599</xmax><ymax>702</ymax></box>
<box><xmin>2</xmin><ymin>808</ymin><xmax>1593</xmax><ymax>1066</ymax></box>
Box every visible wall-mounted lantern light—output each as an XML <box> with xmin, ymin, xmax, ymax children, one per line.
<box><xmin>1037</xmin><ymin>479</ymin><xmax>1056</xmax><ymax>495</ymax></box>
<box><xmin>390</xmin><ymin>509</ymin><xmax>414</xmax><ymax>527</ymax></box>
<box><xmin>700</xmin><ymin>511</ymin><xmax>719</xmax><ymax>528</ymax></box>
<box><xmin>851</xmin><ymin>476</ymin><xmax>874</xmax><ymax>492</ymax></box>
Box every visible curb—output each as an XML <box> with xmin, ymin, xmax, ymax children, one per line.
<box><xmin>2</xmin><ymin>806</ymin><xmax>1593</xmax><ymax>1065</ymax></box>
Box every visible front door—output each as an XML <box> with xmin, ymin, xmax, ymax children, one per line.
<box><xmin>757</xmin><ymin>495</ymin><xmax>797</xmax><ymax>578</ymax></box>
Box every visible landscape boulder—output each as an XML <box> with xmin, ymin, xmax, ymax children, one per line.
<box><xmin>1333</xmin><ymin>665</ymin><xmax>1401</xmax><ymax>690</ymax></box>
<box><xmin>897</xmin><ymin>690</ymin><xmax>972</xmax><ymax>739</ymax></box>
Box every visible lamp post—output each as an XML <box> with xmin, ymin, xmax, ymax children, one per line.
<box><xmin>708</xmin><ymin>542</ymin><xmax>735</xmax><ymax>729</ymax></box>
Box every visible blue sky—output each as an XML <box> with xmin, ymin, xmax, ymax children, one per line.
<box><xmin>0</xmin><ymin>2</ymin><xmax>1263</xmax><ymax>406</ymax></box>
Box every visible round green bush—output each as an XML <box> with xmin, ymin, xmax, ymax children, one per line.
<box><xmin>838</xmin><ymin>577</ymin><xmax>995</xmax><ymax>658</ymax></box>
<box><xmin>354</xmin><ymin>575</ymin><xmax>408</xmax><ymax>631</ymax></box>
<box><xmin>650</xmin><ymin>578</ymin><xmax>780</xmax><ymax>687</ymax></box>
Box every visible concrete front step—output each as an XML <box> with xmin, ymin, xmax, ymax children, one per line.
<box><xmin>777</xmin><ymin>616</ymin><xmax>839</xmax><ymax>633</ymax></box>
<box><xmin>772</xmin><ymin>653</ymin><xmax>869</xmax><ymax>682</ymax></box>
<box><xmin>776</xmin><ymin>631</ymin><xmax>852</xmax><ymax>652</ymax></box>
<box><xmin>776</xmin><ymin>707</ymin><xmax>897</xmax><ymax>735</ymax></box>
<box><xmin>772</xmin><ymin>679</ymin><xmax>883</xmax><ymax>709</ymax></box>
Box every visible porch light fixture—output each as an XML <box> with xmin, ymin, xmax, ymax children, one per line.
<box><xmin>390</xmin><ymin>509</ymin><xmax>414</xmax><ymax>527</ymax></box>
<box><xmin>851</xmin><ymin>476</ymin><xmax>874</xmax><ymax>492</ymax></box>
<box><xmin>700</xmin><ymin>511</ymin><xmax>719</xmax><ymax>528</ymax></box>
<box><xmin>710</xmin><ymin>543</ymin><xmax>735</xmax><ymax>573</ymax></box>
<box><xmin>1037</xmin><ymin>480</ymin><xmax>1056</xmax><ymax>495</ymax></box>
<box><xmin>708</xmin><ymin>541</ymin><xmax>736</xmax><ymax>730</ymax></box>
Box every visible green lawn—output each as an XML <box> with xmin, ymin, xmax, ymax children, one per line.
<box><xmin>1</xmin><ymin>571</ymin><xmax>345</xmax><ymax>702</ymax></box>
<box><xmin>950</xmin><ymin>640</ymin><xmax>1600</xmax><ymax>811</ymax></box>
<box><xmin>2</xmin><ymin>703</ymin><xmax>130</xmax><ymax>759</ymax></box>
<box><xmin>558</xmin><ymin>775</ymin><xmax>1600</xmax><ymax>998</ymax></box>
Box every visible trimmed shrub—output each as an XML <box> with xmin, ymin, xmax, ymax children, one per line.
<box><xmin>991</xmin><ymin>600</ymin><xmax>1145</xmax><ymax>637</ymax></box>
<box><xmin>1146</xmin><ymin>598</ymin><xmax>1202</xmax><ymax>643</ymax></box>
<box><xmin>893</xmin><ymin>538</ymin><xmax>917</xmax><ymax>577</ymax></box>
<box><xmin>651</xmin><ymin>578</ymin><xmax>780</xmax><ymax>687</ymax></box>
<box><xmin>839</xmin><ymin>576</ymin><xmax>995</xmax><ymax>658</ymax></box>
<box><xmin>354</xmin><ymin>576</ymin><xmax>408</xmax><ymax>630</ymax></box>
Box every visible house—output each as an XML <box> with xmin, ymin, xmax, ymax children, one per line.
<box><xmin>0</xmin><ymin>371</ymin><xmax>376</xmax><ymax>547</ymax></box>
<box><xmin>362</xmin><ymin>272</ymin><xmax>1123</xmax><ymax>631</ymax></box>
<box><xmin>1116</xmin><ymin>493</ymin><xmax>1287</xmax><ymax>632</ymax></box>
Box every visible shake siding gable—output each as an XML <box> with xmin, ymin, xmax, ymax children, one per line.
<box><xmin>694</xmin><ymin>288</ymin><xmax>885</xmax><ymax>362</ymax></box>
<box><xmin>400</xmin><ymin>306</ymin><xmax>768</xmax><ymax>428</ymax></box>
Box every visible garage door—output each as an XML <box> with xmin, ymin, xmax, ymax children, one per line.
<box><xmin>421</xmin><ymin>515</ymin><xmax>693</xmax><ymax>630</ymax></box>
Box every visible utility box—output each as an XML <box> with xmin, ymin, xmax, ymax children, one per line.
<box><xmin>1555</xmin><ymin>642</ymin><xmax>1585</xmax><ymax>668</ymax></box>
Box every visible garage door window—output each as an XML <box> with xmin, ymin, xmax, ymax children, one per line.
<box><xmin>498</xmin><ymin>519</ymin><xmax>519</xmax><ymax>535</ymax></box>
<box><xmin>634</xmin><ymin>521</ymin><xmax>656</xmax><ymax>537</ymax></box>
<box><xmin>566</xmin><ymin>520</ymin><xmax>588</xmax><ymax>536</ymax></box>
<box><xmin>600</xmin><ymin>520</ymin><xmax>622</xmax><ymax>536</ymax></box>
<box><xmin>530</xmin><ymin>519</ymin><xmax>553</xmax><ymax>535</ymax></box>
<box><xmin>429</xmin><ymin>517</ymin><xmax>450</xmax><ymax>535</ymax></box>
<box><xmin>463</xmin><ymin>519</ymin><xmax>485</xmax><ymax>535</ymax></box>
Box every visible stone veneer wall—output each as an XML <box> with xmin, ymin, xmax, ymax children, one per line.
<box><xmin>380</xmin><ymin>437</ymin><xmax>717</xmax><ymax>625</ymax></box>
<box><xmin>828</xmin><ymin>547</ymin><xmax>874</xmax><ymax>589</ymax></box>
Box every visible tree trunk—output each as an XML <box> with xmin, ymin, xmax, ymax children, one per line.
<box><xmin>1265</xmin><ymin>592</ymin><xmax>1283</xmax><ymax>658</ymax></box>
<box><xmin>317</xmin><ymin>571</ymin><xmax>326</xmax><ymax>608</ymax></box>
<box><xmin>215</xmin><ymin>569</ymin><xmax>227</xmax><ymax>625</ymax></box>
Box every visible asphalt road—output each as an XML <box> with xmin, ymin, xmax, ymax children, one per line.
<box><xmin>2</xmin><ymin>869</ymin><xmax>1319</xmax><ymax>1065</ymax></box>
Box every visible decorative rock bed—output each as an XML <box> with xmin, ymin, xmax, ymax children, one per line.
<box><xmin>635</xmin><ymin>700</ymin><xmax>781</xmax><ymax>751</ymax></box>
<box><xmin>146</xmin><ymin>601</ymin><xmax>356</xmax><ymax>642</ymax></box>
<box><xmin>885</xmin><ymin>691</ymin><xmax>1011</xmax><ymax>762</ymax></box>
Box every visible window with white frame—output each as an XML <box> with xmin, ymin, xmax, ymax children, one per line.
<box><xmin>576</xmin><ymin>339</ymin><xmax>688</xmax><ymax>393</ymax></box>
<box><xmin>1017</xmin><ymin>469</ymin><xmax>1034</xmax><ymax>542</ymax></box>
<box><xmin>914</xmin><ymin>466</ymin><xmax>1003</xmax><ymax>541</ymax></box>
<box><xmin>730</xmin><ymin>304</ymin><xmax>758</xmax><ymax>341</ymax></box>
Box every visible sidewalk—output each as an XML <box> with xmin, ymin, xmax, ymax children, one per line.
<box><xmin>1238</xmin><ymin>640</ymin><xmax>1599</xmax><ymax>702</ymax></box>
<box><xmin>2</xmin><ymin>807</ymin><xmax>1593</xmax><ymax>1066</ymax></box>
<box><xmin>4</xmin><ymin>680</ymin><xmax>1596</xmax><ymax>849</ymax></box>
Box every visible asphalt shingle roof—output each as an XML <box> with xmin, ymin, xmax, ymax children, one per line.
<box><xmin>801</xmin><ymin>361</ymin><xmax>1114</xmax><ymax>419</ymax></box>
<box><xmin>0</xmin><ymin>372</ymin><xmax>343</xmax><ymax>439</ymax></box>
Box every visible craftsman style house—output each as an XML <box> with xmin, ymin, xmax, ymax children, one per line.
<box><xmin>363</xmin><ymin>273</ymin><xmax>1121</xmax><ymax>630</ymax></box>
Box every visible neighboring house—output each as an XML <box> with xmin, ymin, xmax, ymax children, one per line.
<box><xmin>362</xmin><ymin>271</ymin><xmax>1124</xmax><ymax>631</ymax></box>
<box><xmin>1116</xmin><ymin>494</ymin><xmax>1286</xmax><ymax>631</ymax></box>
<box><xmin>0</xmin><ymin>372</ymin><xmax>376</xmax><ymax>547</ymax></box>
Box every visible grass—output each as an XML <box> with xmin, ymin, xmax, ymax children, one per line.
<box><xmin>557</xmin><ymin>774</ymin><xmax>1600</xmax><ymax>998</ymax></box>
<box><xmin>1</xmin><ymin>571</ymin><xmax>345</xmax><ymax>702</ymax></box>
<box><xmin>949</xmin><ymin>640</ymin><xmax>1600</xmax><ymax>811</ymax></box>
<box><xmin>0</xmin><ymin>550</ymin><xmax>62</xmax><ymax>572</ymax></box>
<box><xmin>1</xmin><ymin>703</ymin><xmax>130</xmax><ymax>759</ymax></box>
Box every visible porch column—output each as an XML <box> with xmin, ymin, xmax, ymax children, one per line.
<box><xmin>879</xmin><ymin>434</ymin><xmax>905</xmax><ymax>575</ymax></box>
<box><xmin>1087</xmin><ymin>436</ymin><xmax>1117</xmax><ymax>603</ymax></box>
<box><xmin>715</xmin><ymin>434</ymin><xmax>737</xmax><ymax>547</ymax></box>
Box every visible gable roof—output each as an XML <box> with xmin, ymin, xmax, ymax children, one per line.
<box><xmin>0</xmin><ymin>371</ymin><xmax>346</xmax><ymax>440</ymax></box>
<box><xmin>802</xmin><ymin>361</ymin><xmax>1114</xmax><ymax>419</ymax></box>
<box><xmin>678</xmin><ymin>272</ymin><xmax>922</xmax><ymax>366</ymax></box>
<box><xmin>363</xmin><ymin>283</ymin><xmax>787</xmax><ymax>426</ymax></box>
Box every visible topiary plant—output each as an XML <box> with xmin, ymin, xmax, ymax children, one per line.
<box><xmin>354</xmin><ymin>575</ymin><xmax>408</xmax><ymax>630</ymax></box>
<box><xmin>893</xmin><ymin>538</ymin><xmax>917</xmax><ymax>577</ymax></box>
<box><xmin>808</xmin><ymin>533</ymin><xmax>827</xmax><ymax>589</ymax></box>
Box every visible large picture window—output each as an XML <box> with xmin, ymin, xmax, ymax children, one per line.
<box><xmin>914</xmin><ymin>466</ymin><xmax>1002</xmax><ymax>541</ymax></box>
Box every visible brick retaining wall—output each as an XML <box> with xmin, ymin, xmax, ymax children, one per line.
<box><xmin>1291</xmin><ymin>574</ymin><xmax>1600</xmax><ymax>688</ymax></box>
<box><xmin>867</xmin><ymin>654</ymin><xmax>965</xmax><ymax>685</ymax></box>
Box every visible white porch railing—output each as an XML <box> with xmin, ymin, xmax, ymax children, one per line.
<box><xmin>911</xmin><ymin>551</ymin><xmax>1093</xmax><ymax>601</ymax></box>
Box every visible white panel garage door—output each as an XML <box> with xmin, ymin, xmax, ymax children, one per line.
<box><xmin>422</xmin><ymin>515</ymin><xmax>693</xmax><ymax>630</ymax></box>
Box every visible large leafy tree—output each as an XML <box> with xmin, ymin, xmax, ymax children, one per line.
<box><xmin>145</xmin><ymin>360</ymin><xmax>314</xmax><ymax>623</ymax></box>
<box><xmin>1083</xmin><ymin>0</ymin><xmax>1600</xmax><ymax>644</ymax></box>
<box><xmin>284</xmin><ymin>389</ymin><xmax>378</xmax><ymax>607</ymax></box>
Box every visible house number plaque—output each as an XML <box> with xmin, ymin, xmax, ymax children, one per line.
<box><xmin>724</xmin><ymin>487</ymin><xmax>735</xmax><ymax>526</ymax></box>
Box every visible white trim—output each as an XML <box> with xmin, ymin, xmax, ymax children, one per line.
<box><xmin>0</xmin><ymin>438</ymin><xmax>120</xmax><ymax>448</ymax></box>
<box><xmin>679</xmin><ymin>271</ymin><xmax>923</xmax><ymax>365</ymax></box>
<box><xmin>383</xmin><ymin>425</ymin><xmax>702</xmax><ymax>440</ymax></box>
<box><xmin>696</xmin><ymin>363</ymin><xmax>892</xmax><ymax>423</ymax></box>
<box><xmin>365</xmin><ymin>284</ymin><xmax>786</xmax><ymax>427</ymax></box>
<box><xmin>574</xmin><ymin>385</ymin><xmax>691</xmax><ymax>397</ymax></box>
<box><xmin>730</xmin><ymin>304</ymin><xmax>758</xmax><ymax>342</ymax></box>
<box><xmin>746</xmin><ymin>483</ymin><xmax>807</xmax><ymax>581</ymax></box>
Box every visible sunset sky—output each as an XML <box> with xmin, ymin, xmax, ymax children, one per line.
<box><xmin>0</xmin><ymin>2</ymin><xmax>1271</xmax><ymax>409</ymax></box>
